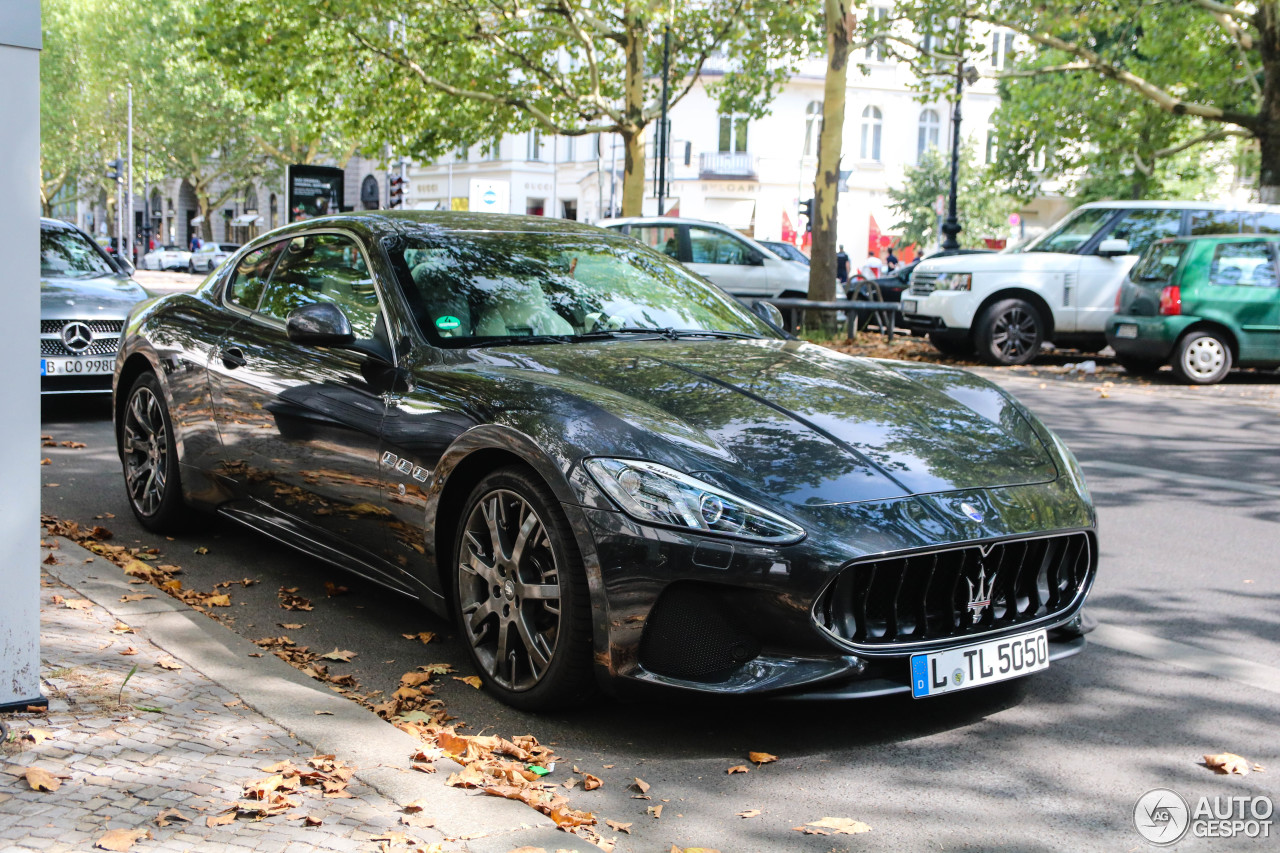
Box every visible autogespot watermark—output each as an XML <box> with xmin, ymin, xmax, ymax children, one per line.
<box><xmin>1134</xmin><ymin>788</ymin><xmax>1274</xmax><ymax>845</ymax></box>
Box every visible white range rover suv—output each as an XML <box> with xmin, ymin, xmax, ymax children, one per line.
<box><xmin>902</xmin><ymin>200</ymin><xmax>1280</xmax><ymax>364</ymax></box>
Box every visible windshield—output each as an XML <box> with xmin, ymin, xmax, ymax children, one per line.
<box><xmin>384</xmin><ymin>231</ymin><xmax>775</xmax><ymax>346</ymax></box>
<box><xmin>41</xmin><ymin>228</ymin><xmax>116</xmax><ymax>278</ymax></box>
<box><xmin>1129</xmin><ymin>241</ymin><xmax>1186</xmax><ymax>284</ymax></box>
<box><xmin>1018</xmin><ymin>207</ymin><xmax>1118</xmax><ymax>254</ymax></box>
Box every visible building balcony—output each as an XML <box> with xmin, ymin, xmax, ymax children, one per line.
<box><xmin>699</xmin><ymin>152</ymin><xmax>757</xmax><ymax>180</ymax></box>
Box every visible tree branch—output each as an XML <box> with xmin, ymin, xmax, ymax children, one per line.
<box><xmin>1189</xmin><ymin>0</ymin><xmax>1255</xmax><ymax>25</ymax></box>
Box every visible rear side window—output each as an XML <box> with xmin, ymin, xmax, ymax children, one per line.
<box><xmin>1099</xmin><ymin>209</ymin><xmax>1182</xmax><ymax>257</ymax></box>
<box><xmin>1190</xmin><ymin>210</ymin><xmax>1242</xmax><ymax>236</ymax></box>
<box><xmin>1241</xmin><ymin>211</ymin><xmax>1280</xmax><ymax>234</ymax></box>
<box><xmin>1130</xmin><ymin>242</ymin><xmax>1186</xmax><ymax>284</ymax></box>
<box><xmin>225</xmin><ymin>242</ymin><xmax>284</xmax><ymax>310</ymax></box>
<box><xmin>628</xmin><ymin>225</ymin><xmax>681</xmax><ymax>259</ymax></box>
<box><xmin>688</xmin><ymin>226</ymin><xmax>752</xmax><ymax>265</ymax></box>
<box><xmin>1209</xmin><ymin>241</ymin><xmax>1277</xmax><ymax>287</ymax></box>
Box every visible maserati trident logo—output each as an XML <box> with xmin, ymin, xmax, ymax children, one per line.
<box><xmin>966</xmin><ymin>566</ymin><xmax>998</xmax><ymax>623</ymax></box>
<box><xmin>60</xmin><ymin>321</ymin><xmax>93</xmax><ymax>353</ymax></box>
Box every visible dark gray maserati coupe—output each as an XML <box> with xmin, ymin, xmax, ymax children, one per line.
<box><xmin>114</xmin><ymin>212</ymin><xmax>1097</xmax><ymax>710</ymax></box>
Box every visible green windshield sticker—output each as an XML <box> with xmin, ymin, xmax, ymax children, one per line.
<box><xmin>435</xmin><ymin>315</ymin><xmax>461</xmax><ymax>331</ymax></box>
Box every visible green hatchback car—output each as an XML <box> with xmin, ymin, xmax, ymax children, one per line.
<box><xmin>1107</xmin><ymin>235</ymin><xmax>1280</xmax><ymax>384</ymax></box>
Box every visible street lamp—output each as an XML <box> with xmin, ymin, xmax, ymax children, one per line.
<box><xmin>940</xmin><ymin>62</ymin><xmax>981</xmax><ymax>251</ymax></box>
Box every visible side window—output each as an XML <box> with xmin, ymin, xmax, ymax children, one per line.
<box><xmin>257</xmin><ymin>234</ymin><xmax>382</xmax><ymax>339</ymax></box>
<box><xmin>629</xmin><ymin>226</ymin><xmax>680</xmax><ymax>258</ymax></box>
<box><xmin>688</xmin><ymin>227</ymin><xmax>750</xmax><ymax>265</ymax></box>
<box><xmin>225</xmin><ymin>243</ymin><xmax>283</xmax><ymax>311</ymax></box>
<box><xmin>1101</xmin><ymin>209</ymin><xmax>1182</xmax><ymax>257</ymax></box>
<box><xmin>1241</xmin><ymin>211</ymin><xmax>1280</xmax><ymax>234</ymax></box>
<box><xmin>1209</xmin><ymin>241</ymin><xmax>1276</xmax><ymax>287</ymax></box>
<box><xmin>1190</xmin><ymin>209</ymin><xmax>1242</xmax><ymax>236</ymax></box>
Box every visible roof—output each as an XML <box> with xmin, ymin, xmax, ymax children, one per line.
<box><xmin>599</xmin><ymin>216</ymin><xmax>734</xmax><ymax>229</ymax></box>
<box><xmin>1076</xmin><ymin>200</ymin><xmax>1280</xmax><ymax>212</ymax></box>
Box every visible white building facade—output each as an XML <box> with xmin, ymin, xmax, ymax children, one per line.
<box><xmin>406</xmin><ymin>23</ymin><xmax>1027</xmax><ymax>258</ymax></box>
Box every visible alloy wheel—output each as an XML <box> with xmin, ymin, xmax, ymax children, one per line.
<box><xmin>458</xmin><ymin>489</ymin><xmax>562</xmax><ymax>692</ymax></box>
<box><xmin>1182</xmin><ymin>335</ymin><xmax>1227</xmax><ymax>381</ymax></box>
<box><xmin>122</xmin><ymin>386</ymin><xmax>169</xmax><ymax>516</ymax></box>
<box><xmin>991</xmin><ymin>306</ymin><xmax>1038</xmax><ymax>361</ymax></box>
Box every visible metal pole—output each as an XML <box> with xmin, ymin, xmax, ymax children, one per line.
<box><xmin>657</xmin><ymin>25</ymin><xmax>671</xmax><ymax>215</ymax></box>
<box><xmin>551</xmin><ymin>134</ymin><xmax>559</xmax><ymax>218</ymax></box>
<box><xmin>608</xmin><ymin>135</ymin><xmax>618</xmax><ymax>217</ymax></box>
<box><xmin>116</xmin><ymin>142</ymin><xmax>123</xmax><ymax>255</ymax></box>
<box><xmin>447</xmin><ymin>160</ymin><xmax>453</xmax><ymax>211</ymax></box>
<box><xmin>127</xmin><ymin>83</ymin><xmax>134</xmax><ymax>263</ymax></box>
<box><xmin>940</xmin><ymin>60</ymin><xmax>964</xmax><ymax>251</ymax></box>
<box><xmin>596</xmin><ymin>134</ymin><xmax>604</xmax><ymax>222</ymax></box>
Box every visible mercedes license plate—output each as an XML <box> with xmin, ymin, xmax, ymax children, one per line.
<box><xmin>1114</xmin><ymin>324</ymin><xmax>1139</xmax><ymax>339</ymax></box>
<box><xmin>901</xmin><ymin>299</ymin><xmax>918</xmax><ymax>314</ymax></box>
<box><xmin>910</xmin><ymin>629</ymin><xmax>1049</xmax><ymax>698</ymax></box>
<box><xmin>41</xmin><ymin>358</ymin><xmax>113</xmax><ymax>376</ymax></box>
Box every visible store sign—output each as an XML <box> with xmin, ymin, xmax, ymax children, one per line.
<box><xmin>700</xmin><ymin>182</ymin><xmax>756</xmax><ymax>196</ymax></box>
<box><xmin>287</xmin><ymin>165</ymin><xmax>345</xmax><ymax>221</ymax></box>
<box><xmin>469</xmin><ymin>179</ymin><xmax>511</xmax><ymax>214</ymax></box>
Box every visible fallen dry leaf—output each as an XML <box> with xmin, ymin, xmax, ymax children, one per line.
<box><xmin>631</xmin><ymin>777</ymin><xmax>650</xmax><ymax>794</ymax></box>
<box><xmin>279</xmin><ymin>623</ymin><xmax>304</xmax><ymax>630</ymax></box>
<box><xmin>726</xmin><ymin>765</ymin><xmax>749</xmax><ymax>775</ymax></box>
<box><xmin>1204</xmin><ymin>752</ymin><xmax>1252</xmax><ymax>775</ymax></box>
<box><xmin>24</xmin><ymin>767</ymin><xmax>66</xmax><ymax>792</ymax></box>
<box><xmin>154</xmin><ymin>808</ymin><xmax>189</xmax><ymax>827</ymax></box>
<box><xmin>118</xmin><ymin>647</ymin><xmax>139</xmax><ymax>656</ymax></box>
<box><xmin>737</xmin><ymin>809</ymin><xmax>761</xmax><ymax>819</ymax></box>
<box><xmin>119</xmin><ymin>594</ymin><xmax>154</xmax><ymax>603</ymax></box>
<box><xmin>95</xmin><ymin>828</ymin><xmax>150</xmax><ymax>851</ymax></box>
<box><xmin>204</xmin><ymin>594</ymin><xmax>231</xmax><ymax>607</ymax></box>
<box><xmin>40</xmin><ymin>457</ymin><xmax>50</xmax><ymax>465</ymax></box>
<box><xmin>605</xmin><ymin>819</ymin><xmax>632</xmax><ymax>834</ymax></box>
<box><xmin>324</xmin><ymin>582</ymin><xmax>349</xmax><ymax>597</ymax></box>
<box><xmin>797</xmin><ymin>817</ymin><xmax>871</xmax><ymax>835</ymax></box>
<box><xmin>194</xmin><ymin>546</ymin><xmax>209</xmax><ymax>555</ymax></box>
<box><xmin>581</xmin><ymin>773</ymin><xmax>603</xmax><ymax>791</ymax></box>
<box><xmin>647</xmin><ymin>804</ymin><xmax>663</xmax><ymax>819</ymax></box>
<box><xmin>42</xmin><ymin>553</ymin><xmax>58</xmax><ymax>565</ymax></box>
<box><xmin>748</xmin><ymin>751</ymin><xmax>777</xmax><ymax>765</ymax></box>
<box><xmin>314</xmin><ymin>710</ymin><xmax>334</xmax><ymax>716</ymax></box>
<box><xmin>21</xmin><ymin>728</ymin><xmax>53</xmax><ymax>745</ymax></box>
<box><xmin>156</xmin><ymin>657</ymin><xmax>182</xmax><ymax>671</ymax></box>
<box><xmin>403</xmin><ymin>631</ymin><xmax>435</xmax><ymax>644</ymax></box>
<box><xmin>110</xmin><ymin>622</ymin><xmax>134</xmax><ymax>635</ymax></box>
<box><xmin>454</xmin><ymin>675</ymin><xmax>483</xmax><ymax>689</ymax></box>
<box><xmin>206</xmin><ymin>809</ymin><xmax>237</xmax><ymax>827</ymax></box>
<box><xmin>319</xmin><ymin>648</ymin><xmax>356</xmax><ymax>662</ymax></box>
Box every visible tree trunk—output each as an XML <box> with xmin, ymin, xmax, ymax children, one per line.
<box><xmin>621</xmin><ymin>4</ymin><xmax>647</xmax><ymax>216</ymax></box>
<box><xmin>1256</xmin><ymin>4</ymin><xmax>1280</xmax><ymax>202</ymax></box>
<box><xmin>809</xmin><ymin>0</ymin><xmax>852</xmax><ymax>323</ymax></box>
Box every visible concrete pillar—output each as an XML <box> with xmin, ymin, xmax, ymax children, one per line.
<box><xmin>0</xmin><ymin>0</ymin><xmax>44</xmax><ymax>711</ymax></box>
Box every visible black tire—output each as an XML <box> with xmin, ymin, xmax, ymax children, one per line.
<box><xmin>1115</xmin><ymin>355</ymin><xmax>1163</xmax><ymax>376</ymax></box>
<box><xmin>120</xmin><ymin>372</ymin><xmax>190</xmax><ymax>532</ymax></box>
<box><xmin>1171</xmin><ymin>330</ymin><xmax>1232</xmax><ymax>385</ymax></box>
<box><xmin>928</xmin><ymin>331</ymin><xmax>974</xmax><ymax>357</ymax></box>
<box><xmin>452</xmin><ymin>466</ymin><xmax>595</xmax><ymax>711</ymax></box>
<box><xmin>187</xmin><ymin>261</ymin><xmax>195</xmax><ymax>274</ymax></box>
<box><xmin>975</xmin><ymin>298</ymin><xmax>1045</xmax><ymax>365</ymax></box>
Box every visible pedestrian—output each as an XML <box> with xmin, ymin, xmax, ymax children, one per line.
<box><xmin>860</xmin><ymin>249</ymin><xmax>884</xmax><ymax>283</ymax></box>
<box><xmin>885</xmin><ymin>247</ymin><xmax>899</xmax><ymax>272</ymax></box>
<box><xmin>836</xmin><ymin>244</ymin><xmax>850</xmax><ymax>285</ymax></box>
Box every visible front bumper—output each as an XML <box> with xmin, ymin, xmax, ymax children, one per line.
<box><xmin>578</xmin><ymin>477</ymin><xmax>1097</xmax><ymax>699</ymax></box>
<box><xmin>899</xmin><ymin>289</ymin><xmax>979</xmax><ymax>331</ymax></box>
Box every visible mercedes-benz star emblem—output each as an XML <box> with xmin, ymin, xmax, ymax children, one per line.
<box><xmin>960</xmin><ymin>502</ymin><xmax>984</xmax><ymax>523</ymax></box>
<box><xmin>61</xmin><ymin>322</ymin><xmax>94</xmax><ymax>353</ymax></box>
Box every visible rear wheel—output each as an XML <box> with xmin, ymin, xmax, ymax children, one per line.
<box><xmin>452</xmin><ymin>466</ymin><xmax>595</xmax><ymax>711</ymax></box>
<box><xmin>976</xmin><ymin>298</ymin><xmax>1045</xmax><ymax>365</ymax></box>
<box><xmin>121</xmin><ymin>373</ymin><xmax>190</xmax><ymax>532</ymax></box>
<box><xmin>1171</xmin><ymin>330</ymin><xmax>1232</xmax><ymax>385</ymax></box>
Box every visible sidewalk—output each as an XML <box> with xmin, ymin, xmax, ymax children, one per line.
<box><xmin>1</xmin><ymin>538</ymin><xmax>587</xmax><ymax>853</ymax></box>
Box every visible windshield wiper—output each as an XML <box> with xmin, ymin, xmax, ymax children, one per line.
<box><xmin>469</xmin><ymin>335</ymin><xmax>573</xmax><ymax>348</ymax></box>
<box><xmin>572</xmin><ymin>327</ymin><xmax>763</xmax><ymax>341</ymax></box>
<box><xmin>666</xmin><ymin>329</ymin><xmax>763</xmax><ymax>339</ymax></box>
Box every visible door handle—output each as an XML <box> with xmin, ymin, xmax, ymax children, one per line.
<box><xmin>221</xmin><ymin>346</ymin><xmax>247</xmax><ymax>369</ymax></box>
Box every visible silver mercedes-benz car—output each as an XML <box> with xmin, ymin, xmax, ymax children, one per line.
<box><xmin>41</xmin><ymin>218</ymin><xmax>151</xmax><ymax>395</ymax></box>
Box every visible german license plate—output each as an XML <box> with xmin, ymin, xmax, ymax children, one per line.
<box><xmin>901</xmin><ymin>299</ymin><xmax>918</xmax><ymax>314</ymax></box>
<box><xmin>41</xmin><ymin>357</ymin><xmax>113</xmax><ymax>376</ymax></box>
<box><xmin>910</xmin><ymin>629</ymin><xmax>1049</xmax><ymax>698</ymax></box>
<box><xmin>1114</xmin><ymin>324</ymin><xmax>1139</xmax><ymax>339</ymax></box>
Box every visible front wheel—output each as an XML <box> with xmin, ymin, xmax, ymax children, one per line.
<box><xmin>976</xmin><ymin>298</ymin><xmax>1045</xmax><ymax>365</ymax></box>
<box><xmin>1172</xmin><ymin>330</ymin><xmax>1232</xmax><ymax>385</ymax></box>
<box><xmin>187</xmin><ymin>261</ymin><xmax>195</xmax><ymax>274</ymax></box>
<box><xmin>121</xmin><ymin>372</ymin><xmax>190</xmax><ymax>532</ymax></box>
<box><xmin>452</xmin><ymin>466</ymin><xmax>595</xmax><ymax>711</ymax></box>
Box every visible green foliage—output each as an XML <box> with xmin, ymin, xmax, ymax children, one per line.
<box><xmin>887</xmin><ymin>146</ymin><xmax>1016</xmax><ymax>250</ymax></box>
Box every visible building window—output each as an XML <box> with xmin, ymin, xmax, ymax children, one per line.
<box><xmin>917</xmin><ymin>109</ymin><xmax>941</xmax><ymax>161</ymax></box>
<box><xmin>803</xmin><ymin>101</ymin><xmax>823</xmax><ymax>157</ymax></box>
<box><xmin>991</xmin><ymin>29</ymin><xmax>1016</xmax><ymax>69</ymax></box>
<box><xmin>718</xmin><ymin>114</ymin><xmax>749</xmax><ymax>153</ymax></box>
<box><xmin>985</xmin><ymin>125</ymin><xmax>999</xmax><ymax>165</ymax></box>
<box><xmin>564</xmin><ymin>135</ymin><xmax>574</xmax><ymax>161</ymax></box>
<box><xmin>483</xmin><ymin>139</ymin><xmax>501</xmax><ymax>160</ymax></box>
<box><xmin>864</xmin><ymin>7</ymin><xmax>890</xmax><ymax>62</ymax></box>
<box><xmin>455</xmin><ymin>145</ymin><xmax>469</xmax><ymax>162</ymax></box>
<box><xmin>527</xmin><ymin>130</ymin><xmax>543</xmax><ymax>161</ymax></box>
<box><xmin>526</xmin><ymin>198</ymin><xmax>545</xmax><ymax>216</ymax></box>
<box><xmin>860</xmin><ymin>106</ymin><xmax>883</xmax><ymax>161</ymax></box>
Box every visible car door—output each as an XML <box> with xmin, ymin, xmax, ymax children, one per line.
<box><xmin>1199</xmin><ymin>240</ymin><xmax>1280</xmax><ymax>363</ymax></box>
<box><xmin>684</xmin><ymin>224</ymin><xmax>771</xmax><ymax>296</ymax></box>
<box><xmin>209</xmin><ymin>232</ymin><xmax>397</xmax><ymax>567</ymax></box>
<box><xmin>1070</xmin><ymin>208</ymin><xmax>1182</xmax><ymax>333</ymax></box>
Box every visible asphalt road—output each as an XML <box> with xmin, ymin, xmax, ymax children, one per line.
<box><xmin>40</xmin><ymin>365</ymin><xmax>1280</xmax><ymax>852</ymax></box>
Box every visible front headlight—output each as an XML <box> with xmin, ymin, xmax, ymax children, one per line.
<box><xmin>935</xmin><ymin>273</ymin><xmax>972</xmax><ymax>291</ymax></box>
<box><xmin>584</xmin><ymin>458</ymin><xmax>805</xmax><ymax>545</ymax></box>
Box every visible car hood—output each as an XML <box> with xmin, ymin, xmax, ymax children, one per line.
<box><xmin>41</xmin><ymin>274</ymin><xmax>149</xmax><ymax>318</ymax></box>
<box><xmin>916</xmin><ymin>250</ymin><xmax>1078</xmax><ymax>276</ymax></box>
<box><xmin>462</xmin><ymin>339</ymin><xmax>1059</xmax><ymax>507</ymax></box>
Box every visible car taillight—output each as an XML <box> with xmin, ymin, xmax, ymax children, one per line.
<box><xmin>1159</xmin><ymin>284</ymin><xmax>1181</xmax><ymax>315</ymax></box>
<box><xmin>1115</xmin><ymin>286</ymin><xmax>1123</xmax><ymax>312</ymax></box>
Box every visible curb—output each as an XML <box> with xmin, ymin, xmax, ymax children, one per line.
<box><xmin>40</xmin><ymin>535</ymin><xmax>583</xmax><ymax>852</ymax></box>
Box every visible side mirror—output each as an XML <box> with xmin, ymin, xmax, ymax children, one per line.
<box><xmin>286</xmin><ymin>302</ymin><xmax>356</xmax><ymax>347</ymax></box>
<box><xmin>746</xmin><ymin>250</ymin><xmax>765</xmax><ymax>267</ymax></box>
<box><xmin>753</xmin><ymin>300</ymin><xmax>785</xmax><ymax>329</ymax></box>
<box><xmin>1097</xmin><ymin>238</ymin><xmax>1131</xmax><ymax>258</ymax></box>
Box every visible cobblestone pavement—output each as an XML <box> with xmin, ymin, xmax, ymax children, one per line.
<box><xmin>0</xmin><ymin>573</ymin><xmax>455</xmax><ymax>853</ymax></box>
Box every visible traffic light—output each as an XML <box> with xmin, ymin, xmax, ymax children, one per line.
<box><xmin>105</xmin><ymin>158</ymin><xmax>124</xmax><ymax>182</ymax></box>
<box><xmin>799</xmin><ymin>198</ymin><xmax>814</xmax><ymax>232</ymax></box>
<box><xmin>388</xmin><ymin>175</ymin><xmax>406</xmax><ymax>208</ymax></box>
